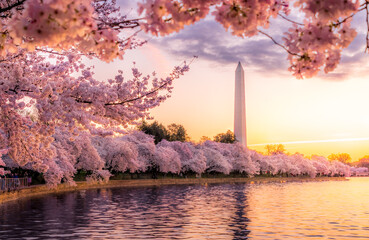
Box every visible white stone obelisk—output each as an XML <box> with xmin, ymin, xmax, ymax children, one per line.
<box><xmin>234</xmin><ymin>62</ymin><xmax>247</xmax><ymax>147</ymax></box>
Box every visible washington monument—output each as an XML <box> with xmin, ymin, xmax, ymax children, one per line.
<box><xmin>234</xmin><ymin>62</ymin><xmax>247</xmax><ymax>147</ymax></box>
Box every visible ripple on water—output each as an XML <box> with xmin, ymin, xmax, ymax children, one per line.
<box><xmin>1</xmin><ymin>178</ymin><xmax>369</xmax><ymax>239</ymax></box>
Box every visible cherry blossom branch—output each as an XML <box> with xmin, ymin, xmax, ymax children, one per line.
<box><xmin>0</xmin><ymin>52</ymin><xmax>23</xmax><ymax>62</ymax></box>
<box><xmin>0</xmin><ymin>0</ymin><xmax>26</xmax><ymax>14</ymax></box>
<box><xmin>96</xmin><ymin>18</ymin><xmax>144</xmax><ymax>30</ymax></box>
<box><xmin>364</xmin><ymin>0</ymin><xmax>369</xmax><ymax>52</ymax></box>
<box><xmin>73</xmin><ymin>60</ymin><xmax>193</xmax><ymax>106</ymax></box>
<box><xmin>35</xmin><ymin>48</ymin><xmax>66</xmax><ymax>56</ymax></box>
<box><xmin>20</xmin><ymin>138</ymin><xmax>35</xmax><ymax>164</ymax></box>
<box><xmin>278</xmin><ymin>13</ymin><xmax>304</xmax><ymax>26</ymax></box>
<box><xmin>332</xmin><ymin>6</ymin><xmax>366</xmax><ymax>27</ymax></box>
<box><xmin>258</xmin><ymin>30</ymin><xmax>300</xmax><ymax>56</ymax></box>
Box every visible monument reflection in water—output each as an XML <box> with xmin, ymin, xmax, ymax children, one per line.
<box><xmin>1</xmin><ymin>178</ymin><xmax>369</xmax><ymax>239</ymax></box>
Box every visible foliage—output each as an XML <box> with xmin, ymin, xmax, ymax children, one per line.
<box><xmin>138</xmin><ymin>121</ymin><xmax>169</xmax><ymax>144</ymax></box>
<box><xmin>138</xmin><ymin>121</ymin><xmax>189</xmax><ymax>143</ymax></box>
<box><xmin>356</xmin><ymin>156</ymin><xmax>369</xmax><ymax>168</ymax></box>
<box><xmin>167</xmin><ymin>123</ymin><xmax>188</xmax><ymax>142</ymax></box>
<box><xmin>328</xmin><ymin>153</ymin><xmax>352</xmax><ymax>164</ymax></box>
<box><xmin>213</xmin><ymin>130</ymin><xmax>236</xmax><ymax>144</ymax></box>
<box><xmin>265</xmin><ymin>144</ymin><xmax>286</xmax><ymax>155</ymax></box>
<box><xmin>200</xmin><ymin>136</ymin><xmax>212</xmax><ymax>143</ymax></box>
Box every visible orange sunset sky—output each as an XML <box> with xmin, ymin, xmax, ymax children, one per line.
<box><xmin>91</xmin><ymin>1</ymin><xmax>369</xmax><ymax>162</ymax></box>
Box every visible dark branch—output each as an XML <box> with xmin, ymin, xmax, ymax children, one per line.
<box><xmin>364</xmin><ymin>0</ymin><xmax>369</xmax><ymax>52</ymax></box>
<box><xmin>106</xmin><ymin>81</ymin><xmax>169</xmax><ymax>106</ymax></box>
<box><xmin>332</xmin><ymin>7</ymin><xmax>366</xmax><ymax>27</ymax></box>
<box><xmin>278</xmin><ymin>13</ymin><xmax>304</xmax><ymax>26</ymax></box>
<box><xmin>0</xmin><ymin>0</ymin><xmax>26</xmax><ymax>14</ymax></box>
<box><xmin>96</xmin><ymin>18</ymin><xmax>144</xmax><ymax>30</ymax></box>
<box><xmin>73</xmin><ymin>80</ymin><xmax>171</xmax><ymax>106</ymax></box>
<box><xmin>258</xmin><ymin>30</ymin><xmax>300</xmax><ymax>56</ymax></box>
<box><xmin>0</xmin><ymin>52</ymin><xmax>23</xmax><ymax>63</ymax></box>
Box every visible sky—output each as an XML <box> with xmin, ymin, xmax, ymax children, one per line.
<box><xmin>93</xmin><ymin>1</ymin><xmax>369</xmax><ymax>161</ymax></box>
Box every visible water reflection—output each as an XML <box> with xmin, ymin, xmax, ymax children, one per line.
<box><xmin>229</xmin><ymin>185</ymin><xmax>250</xmax><ymax>239</ymax></box>
<box><xmin>1</xmin><ymin>178</ymin><xmax>369</xmax><ymax>239</ymax></box>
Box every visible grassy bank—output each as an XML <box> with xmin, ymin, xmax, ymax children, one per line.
<box><xmin>0</xmin><ymin>176</ymin><xmax>348</xmax><ymax>205</ymax></box>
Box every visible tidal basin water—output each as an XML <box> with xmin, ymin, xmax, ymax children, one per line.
<box><xmin>1</xmin><ymin>178</ymin><xmax>369</xmax><ymax>239</ymax></box>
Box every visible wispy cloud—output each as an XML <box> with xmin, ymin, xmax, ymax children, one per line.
<box><xmin>249</xmin><ymin>137</ymin><xmax>369</xmax><ymax>146</ymax></box>
<box><xmin>150</xmin><ymin>20</ymin><xmax>289</xmax><ymax>73</ymax></box>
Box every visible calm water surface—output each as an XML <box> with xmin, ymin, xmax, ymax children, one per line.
<box><xmin>1</xmin><ymin>177</ymin><xmax>369</xmax><ymax>239</ymax></box>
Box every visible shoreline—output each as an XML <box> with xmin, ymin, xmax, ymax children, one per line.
<box><xmin>0</xmin><ymin>176</ymin><xmax>348</xmax><ymax>205</ymax></box>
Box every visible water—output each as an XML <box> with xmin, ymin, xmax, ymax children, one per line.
<box><xmin>1</xmin><ymin>177</ymin><xmax>369</xmax><ymax>239</ymax></box>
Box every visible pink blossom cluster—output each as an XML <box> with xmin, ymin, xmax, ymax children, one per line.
<box><xmin>284</xmin><ymin>0</ymin><xmax>359</xmax><ymax>78</ymax></box>
<box><xmin>294</xmin><ymin>0</ymin><xmax>359</xmax><ymax>23</ymax></box>
<box><xmin>214</xmin><ymin>0</ymin><xmax>289</xmax><ymax>37</ymax></box>
<box><xmin>138</xmin><ymin>0</ymin><xmax>216</xmax><ymax>36</ymax></box>
<box><xmin>1</xmin><ymin>0</ymin><xmax>143</xmax><ymax>61</ymax></box>
<box><xmin>1</xmin><ymin>130</ymin><xmax>351</xmax><ymax>186</ymax></box>
<box><xmin>138</xmin><ymin>0</ymin><xmax>289</xmax><ymax>37</ymax></box>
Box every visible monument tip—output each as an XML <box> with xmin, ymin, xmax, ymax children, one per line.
<box><xmin>236</xmin><ymin>61</ymin><xmax>244</xmax><ymax>71</ymax></box>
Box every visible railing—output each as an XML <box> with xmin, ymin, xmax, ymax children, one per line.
<box><xmin>0</xmin><ymin>178</ymin><xmax>30</xmax><ymax>192</ymax></box>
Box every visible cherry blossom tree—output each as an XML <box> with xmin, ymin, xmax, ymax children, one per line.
<box><xmin>311</xmin><ymin>155</ymin><xmax>331</xmax><ymax>176</ymax></box>
<box><xmin>230</xmin><ymin>143</ymin><xmax>259</xmax><ymax>175</ymax></box>
<box><xmin>289</xmin><ymin>153</ymin><xmax>316</xmax><ymax>177</ymax></box>
<box><xmin>330</xmin><ymin>160</ymin><xmax>351</xmax><ymax>176</ymax></box>
<box><xmin>154</xmin><ymin>145</ymin><xmax>182</xmax><ymax>173</ymax></box>
<box><xmin>92</xmin><ymin>136</ymin><xmax>145</xmax><ymax>173</ymax></box>
<box><xmin>157</xmin><ymin>140</ymin><xmax>194</xmax><ymax>172</ymax></box>
<box><xmin>350</xmin><ymin>166</ymin><xmax>368</xmax><ymax>176</ymax></box>
<box><xmin>121</xmin><ymin>131</ymin><xmax>157</xmax><ymax>171</ymax></box>
<box><xmin>200</xmin><ymin>141</ymin><xmax>232</xmax><ymax>174</ymax></box>
<box><xmin>185</xmin><ymin>147</ymin><xmax>207</xmax><ymax>174</ymax></box>
<box><xmin>46</xmin><ymin>130</ymin><xmax>108</xmax><ymax>186</ymax></box>
<box><xmin>0</xmin><ymin>0</ymin><xmax>191</xmax><ymax>185</ymax></box>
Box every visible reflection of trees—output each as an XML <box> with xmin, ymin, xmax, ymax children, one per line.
<box><xmin>0</xmin><ymin>184</ymin><xmax>252</xmax><ymax>239</ymax></box>
<box><xmin>0</xmin><ymin>190</ymin><xmax>99</xmax><ymax>238</ymax></box>
<box><xmin>103</xmin><ymin>185</ymin><xmax>190</xmax><ymax>239</ymax></box>
<box><xmin>229</xmin><ymin>184</ymin><xmax>251</xmax><ymax>239</ymax></box>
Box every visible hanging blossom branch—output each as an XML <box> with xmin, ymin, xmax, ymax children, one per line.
<box><xmin>0</xmin><ymin>0</ymin><xmax>26</xmax><ymax>14</ymax></box>
<box><xmin>277</xmin><ymin>13</ymin><xmax>304</xmax><ymax>26</ymax></box>
<box><xmin>366</xmin><ymin>1</ymin><xmax>369</xmax><ymax>53</ymax></box>
<box><xmin>73</xmin><ymin>58</ymin><xmax>195</xmax><ymax>106</ymax></box>
<box><xmin>332</xmin><ymin>6</ymin><xmax>367</xmax><ymax>27</ymax></box>
<box><xmin>258</xmin><ymin>30</ymin><xmax>301</xmax><ymax>56</ymax></box>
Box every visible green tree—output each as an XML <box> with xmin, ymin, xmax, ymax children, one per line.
<box><xmin>138</xmin><ymin>121</ymin><xmax>189</xmax><ymax>143</ymax></box>
<box><xmin>265</xmin><ymin>144</ymin><xmax>286</xmax><ymax>155</ymax></box>
<box><xmin>213</xmin><ymin>130</ymin><xmax>235</xmax><ymax>144</ymax></box>
<box><xmin>138</xmin><ymin>121</ymin><xmax>169</xmax><ymax>144</ymax></box>
<box><xmin>327</xmin><ymin>153</ymin><xmax>351</xmax><ymax>164</ymax></box>
<box><xmin>200</xmin><ymin>136</ymin><xmax>211</xmax><ymax>143</ymax></box>
<box><xmin>167</xmin><ymin>123</ymin><xmax>188</xmax><ymax>142</ymax></box>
